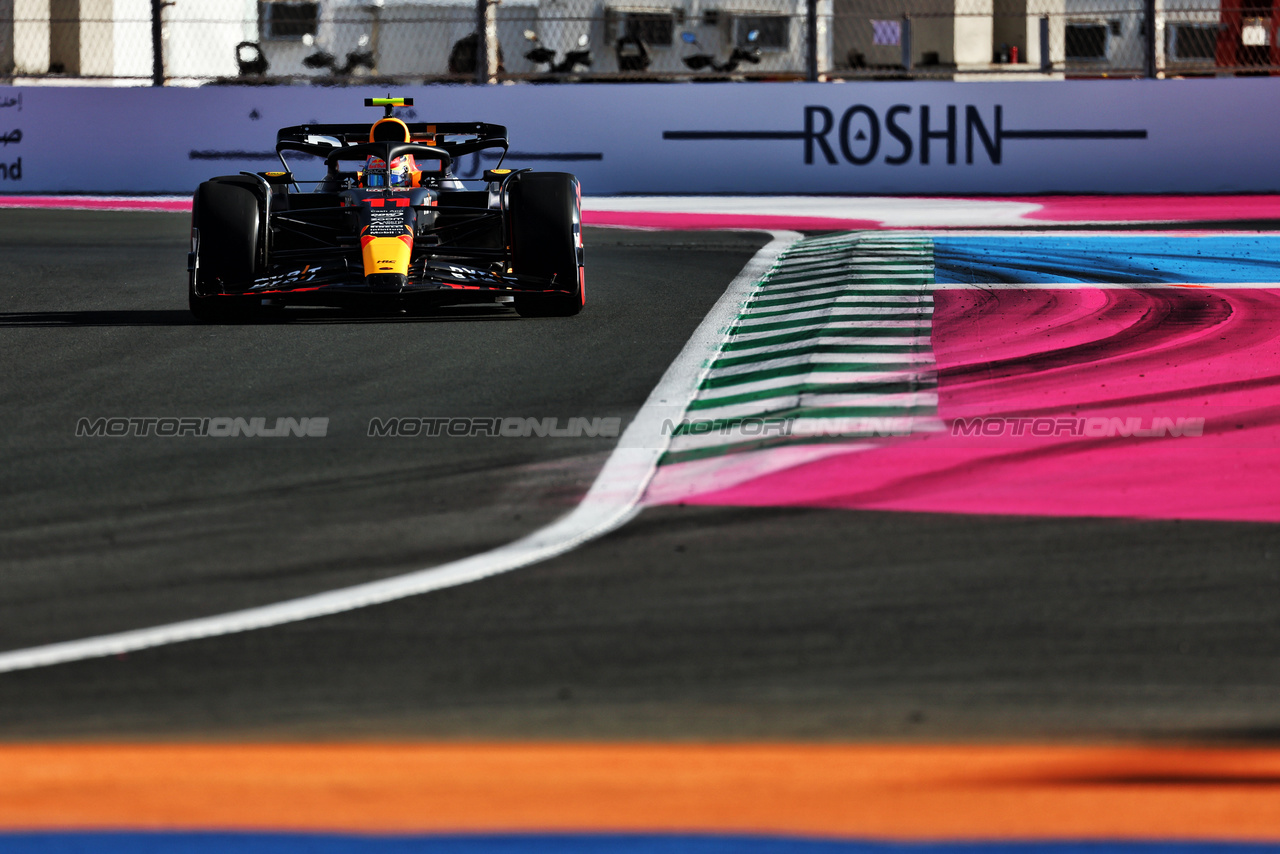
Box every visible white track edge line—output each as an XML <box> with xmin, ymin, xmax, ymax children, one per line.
<box><xmin>0</xmin><ymin>231</ymin><xmax>803</xmax><ymax>674</ymax></box>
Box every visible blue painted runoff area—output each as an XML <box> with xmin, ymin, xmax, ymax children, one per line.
<box><xmin>1</xmin><ymin>834</ymin><xmax>1278</xmax><ymax>854</ymax></box>
<box><xmin>932</xmin><ymin>236</ymin><xmax>1280</xmax><ymax>285</ymax></box>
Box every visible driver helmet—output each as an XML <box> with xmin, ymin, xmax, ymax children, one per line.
<box><xmin>362</xmin><ymin>154</ymin><xmax>415</xmax><ymax>188</ymax></box>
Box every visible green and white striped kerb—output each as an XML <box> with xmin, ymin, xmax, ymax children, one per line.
<box><xmin>663</xmin><ymin>232</ymin><xmax>941</xmax><ymax>464</ymax></box>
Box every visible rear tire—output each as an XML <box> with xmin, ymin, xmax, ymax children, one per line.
<box><xmin>509</xmin><ymin>172</ymin><xmax>584</xmax><ymax>318</ymax></box>
<box><xmin>189</xmin><ymin>180</ymin><xmax>262</xmax><ymax>323</ymax></box>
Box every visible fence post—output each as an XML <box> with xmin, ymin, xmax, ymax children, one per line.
<box><xmin>476</xmin><ymin>0</ymin><xmax>498</xmax><ymax>84</ymax></box>
<box><xmin>0</xmin><ymin>0</ymin><xmax>13</xmax><ymax>75</ymax></box>
<box><xmin>901</xmin><ymin>14</ymin><xmax>912</xmax><ymax>72</ymax></box>
<box><xmin>1144</xmin><ymin>0</ymin><xmax>1157</xmax><ymax>77</ymax></box>
<box><xmin>805</xmin><ymin>0</ymin><xmax>818</xmax><ymax>80</ymax></box>
<box><xmin>150</xmin><ymin>0</ymin><xmax>164</xmax><ymax>86</ymax></box>
<box><xmin>1039</xmin><ymin>16</ymin><xmax>1050</xmax><ymax>71</ymax></box>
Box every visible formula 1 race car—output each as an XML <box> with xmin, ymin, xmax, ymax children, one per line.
<box><xmin>188</xmin><ymin>96</ymin><xmax>584</xmax><ymax>321</ymax></box>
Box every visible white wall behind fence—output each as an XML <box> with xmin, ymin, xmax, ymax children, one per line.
<box><xmin>0</xmin><ymin>79</ymin><xmax>1276</xmax><ymax>195</ymax></box>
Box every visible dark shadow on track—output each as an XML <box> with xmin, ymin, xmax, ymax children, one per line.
<box><xmin>0</xmin><ymin>306</ymin><xmax>520</xmax><ymax>327</ymax></box>
<box><xmin>0</xmin><ymin>310</ymin><xmax>199</xmax><ymax>327</ymax></box>
<box><xmin>1177</xmin><ymin>726</ymin><xmax>1280</xmax><ymax>744</ymax></box>
<box><xmin>285</xmin><ymin>306</ymin><xmax>520</xmax><ymax>324</ymax></box>
<box><xmin>1045</xmin><ymin>772</ymin><xmax>1280</xmax><ymax>787</ymax></box>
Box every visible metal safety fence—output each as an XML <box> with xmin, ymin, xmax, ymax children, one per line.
<box><xmin>0</xmin><ymin>0</ymin><xmax>1276</xmax><ymax>84</ymax></box>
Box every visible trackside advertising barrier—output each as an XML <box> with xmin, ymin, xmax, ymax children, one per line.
<box><xmin>2</xmin><ymin>80</ymin><xmax>1279</xmax><ymax>194</ymax></box>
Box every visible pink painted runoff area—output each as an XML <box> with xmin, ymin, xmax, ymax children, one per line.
<box><xmin>581</xmin><ymin>211</ymin><xmax>881</xmax><ymax>231</ymax></box>
<box><xmin>0</xmin><ymin>196</ymin><xmax>882</xmax><ymax>229</ymax></box>
<box><xmin>9</xmin><ymin>195</ymin><xmax>1280</xmax><ymax>228</ymax></box>
<box><xmin>661</xmin><ymin>287</ymin><xmax>1280</xmax><ymax>522</ymax></box>
<box><xmin>1004</xmin><ymin>195</ymin><xmax>1280</xmax><ymax>224</ymax></box>
<box><xmin>0</xmin><ymin>196</ymin><xmax>878</xmax><ymax>228</ymax></box>
<box><xmin>0</xmin><ymin>195</ymin><xmax>190</xmax><ymax>212</ymax></box>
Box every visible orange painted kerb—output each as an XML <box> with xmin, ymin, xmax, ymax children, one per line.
<box><xmin>1</xmin><ymin>743</ymin><xmax>1279</xmax><ymax>840</ymax></box>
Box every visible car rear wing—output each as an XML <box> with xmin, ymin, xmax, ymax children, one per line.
<box><xmin>276</xmin><ymin>122</ymin><xmax>509</xmax><ymax>163</ymax></box>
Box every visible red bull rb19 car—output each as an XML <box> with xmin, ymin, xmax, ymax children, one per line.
<box><xmin>188</xmin><ymin>97</ymin><xmax>584</xmax><ymax>321</ymax></box>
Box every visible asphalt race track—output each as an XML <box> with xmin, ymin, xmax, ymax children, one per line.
<box><xmin>2</xmin><ymin>209</ymin><xmax>1280</xmax><ymax>744</ymax></box>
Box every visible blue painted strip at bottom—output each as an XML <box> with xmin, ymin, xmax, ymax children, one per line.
<box><xmin>0</xmin><ymin>834</ymin><xmax>1277</xmax><ymax>854</ymax></box>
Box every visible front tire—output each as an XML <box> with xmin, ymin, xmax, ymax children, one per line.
<box><xmin>189</xmin><ymin>180</ymin><xmax>262</xmax><ymax>323</ymax></box>
<box><xmin>509</xmin><ymin>172</ymin><xmax>584</xmax><ymax>318</ymax></box>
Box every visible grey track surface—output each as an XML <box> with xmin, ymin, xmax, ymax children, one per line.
<box><xmin>0</xmin><ymin>209</ymin><xmax>765</xmax><ymax>650</ymax></box>
<box><xmin>3</xmin><ymin>504</ymin><xmax>1280</xmax><ymax>741</ymax></box>
<box><xmin>2</xmin><ymin>211</ymin><xmax>1278</xmax><ymax>743</ymax></box>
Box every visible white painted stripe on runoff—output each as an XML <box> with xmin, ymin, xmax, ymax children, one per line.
<box><xmin>768</xmin><ymin>267</ymin><xmax>932</xmax><ymax>279</ymax></box>
<box><xmin>707</xmin><ymin>361</ymin><xmax>931</xmax><ymax>380</ymax></box>
<box><xmin>730</xmin><ymin>320</ymin><xmax>931</xmax><ymax>342</ymax></box>
<box><xmin>744</xmin><ymin>305</ymin><xmax>930</xmax><ymax>319</ymax></box>
<box><xmin>686</xmin><ymin>391</ymin><xmax>940</xmax><ymax>422</ymax></box>
<box><xmin>762</xmin><ymin>276</ymin><xmax>931</xmax><ymax>290</ymax></box>
<box><xmin>758</xmin><ymin>287</ymin><xmax>929</xmax><ymax>299</ymax></box>
<box><xmin>756</xmin><ymin>289</ymin><xmax>933</xmax><ymax>300</ymax></box>
<box><xmin>746</xmin><ymin>298</ymin><xmax>936</xmax><ymax>311</ymax></box>
<box><xmin>707</xmin><ymin>353</ymin><xmax>934</xmax><ymax>377</ymax></box>
<box><xmin>774</xmin><ymin>260</ymin><xmax>930</xmax><ymax>269</ymax></box>
<box><xmin>0</xmin><ymin>233</ymin><xmax>804</xmax><ymax>674</ymax></box>
<box><xmin>751</xmin><ymin>294</ymin><xmax>932</xmax><ymax>308</ymax></box>
<box><xmin>700</xmin><ymin>371</ymin><xmax>931</xmax><ymax>399</ymax></box>
<box><xmin>664</xmin><ymin>233</ymin><xmax>940</xmax><ymax>461</ymax></box>
<box><xmin>776</xmin><ymin>251</ymin><xmax>859</xmax><ymax>261</ymax></box>
<box><xmin>724</xmin><ymin>335</ymin><xmax>933</xmax><ymax>355</ymax></box>
<box><xmin>710</xmin><ymin>352</ymin><xmax>934</xmax><ymax>371</ymax></box>
<box><xmin>738</xmin><ymin>306</ymin><xmax>934</xmax><ymax>324</ymax></box>
<box><xmin>705</xmin><ymin>365</ymin><xmax>930</xmax><ymax>386</ymax></box>
<box><xmin>772</xmin><ymin>260</ymin><xmax>933</xmax><ymax>272</ymax></box>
